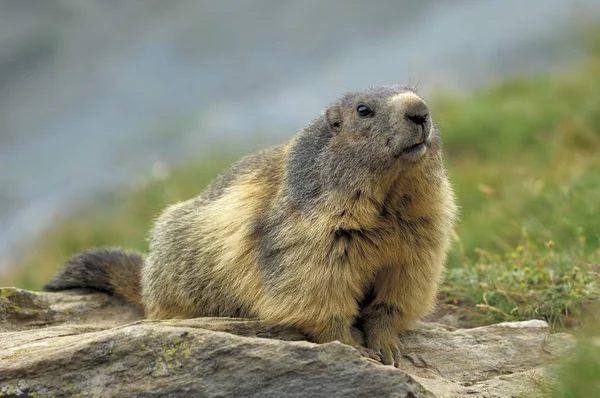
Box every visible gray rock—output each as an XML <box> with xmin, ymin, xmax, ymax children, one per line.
<box><xmin>0</xmin><ymin>287</ymin><xmax>572</xmax><ymax>397</ymax></box>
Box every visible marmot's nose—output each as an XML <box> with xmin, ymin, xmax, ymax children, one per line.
<box><xmin>403</xmin><ymin>97</ymin><xmax>430</xmax><ymax>126</ymax></box>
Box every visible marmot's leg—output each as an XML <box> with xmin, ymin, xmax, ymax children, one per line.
<box><xmin>360</xmin><ymin>266</ymin><xmax>406</xmax><ymax>368</ymax></box>
<box><xmin>361</xmin><ymin>260</ymin><xmax>440</xmax><ymax>367</ymax></box>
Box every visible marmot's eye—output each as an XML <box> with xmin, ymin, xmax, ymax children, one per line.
<box><xmin>357</xmin><ymin>105</ymin><xmax>373</xmax><ymax>117</ymax></box>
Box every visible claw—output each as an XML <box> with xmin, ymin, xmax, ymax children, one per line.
<box><xmin>365</xmin><ymin>335</ymin><xmax>403</xmax><ymax>368</ymax></box>
<box><xmin>354</xmin><ymin>346</ymin><xmax>384</xmax><ymax>363</ymax></box>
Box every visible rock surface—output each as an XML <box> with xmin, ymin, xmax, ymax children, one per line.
<box><xmin>0</xmin><ymin>287</ymin><xmax>572</xmax><ymax>397</ymax></box>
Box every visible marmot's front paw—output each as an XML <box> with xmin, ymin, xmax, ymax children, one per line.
<box><xmin>365</xmin><ymin>334</ymin><xmax>402</xmax><ymax>368</ymax></box>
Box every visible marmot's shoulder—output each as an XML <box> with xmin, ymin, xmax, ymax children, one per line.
<box><xmin>201</xmin><ymin>144</ymin><xmax>288</xmax><ymax>202</ymax></box>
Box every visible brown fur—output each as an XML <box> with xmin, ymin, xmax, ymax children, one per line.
<box><xmin>46</xmin><ymin>85</ymin><xmax>457</xmax><ymax>366</ymax></box>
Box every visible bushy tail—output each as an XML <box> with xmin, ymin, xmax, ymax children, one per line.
<box><xmin>44</xmin><ymin>248</ymin><xmax>143</xmax><ymax>309</ymax></box>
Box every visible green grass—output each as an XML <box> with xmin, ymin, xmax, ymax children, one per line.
<box><xmin>432</xmin><ymin>44</ymin><xmax>600</xmax><ymax>328</ymax></box>
<box><xmin>546</xmin><ymin>319</ymin><xmax>600</xmax><ymax>398</ymax></box>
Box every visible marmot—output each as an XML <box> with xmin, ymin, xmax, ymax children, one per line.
<box><xmin>45</xmin><ymin>85</ymin><xmax>457</xmax><ymax>367</ymax></box>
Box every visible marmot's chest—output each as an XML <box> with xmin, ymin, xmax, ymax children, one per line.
<box><xmin>327</xmin><ymin>190</ymin><xmax>441</xmax><ymax>266</ymax></box>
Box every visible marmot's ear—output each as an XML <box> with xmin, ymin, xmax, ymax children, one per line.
<box><xmin>325</xmin><ymin>105</ymin><xmax>343</xmax><ymax>133</ymax></box>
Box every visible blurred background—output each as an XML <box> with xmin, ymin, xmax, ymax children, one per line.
<box><xmin>1</xmin><ymin>1</ymin><xmax>600</xmax><ymax>393</ymax></box>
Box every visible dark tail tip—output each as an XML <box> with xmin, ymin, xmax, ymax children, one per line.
<box><xmin>43</xmin><ymin>249</ymin><xmax>143</xmax><ymax>305</ymax></box>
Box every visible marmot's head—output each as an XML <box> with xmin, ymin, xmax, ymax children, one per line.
<box><xmin>317</xmin><ymin>85</ymin><xmax>441</xmax><ymax>193</ymax></box>
<box><xmin>288</xmin><ymin>85</ymin><xmax>444</xmax><ymax>203</ymax></box>
<box><xmin>325</xmin><ymin>85</ymin><xmax>436</xmax><ymax>163</ymax></box>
